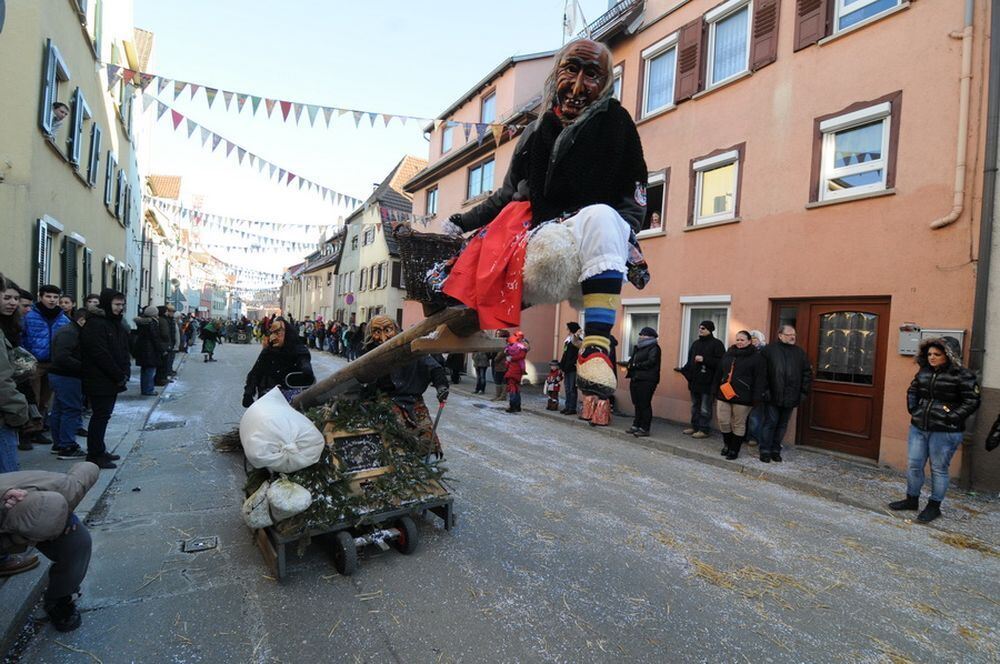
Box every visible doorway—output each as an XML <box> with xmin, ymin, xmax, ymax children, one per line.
<box><xmin>771</xmin><ymin>298</ymin><xmax>890</xmax><ymax>459</ymax></box>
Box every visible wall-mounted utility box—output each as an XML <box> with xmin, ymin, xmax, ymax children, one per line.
<box><xmin>898</xmin><ymin>323</ymin><xmax>921</xmax><ymax>356</ymax></box>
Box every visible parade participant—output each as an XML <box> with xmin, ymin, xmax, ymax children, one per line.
<box><xmin>442</xmin><ymin>38</ymin><xmax>647</xmax><ymax>410</ymax></box>
<box><xmin>361</xmin><ymin>315</ymin><xmax>449</xmax><ymax>459</ymax></box>
<box><xmin>544</xmin><ymin>360</ymin><xmax>563</xmax><ymax>411</ymax></box>
<box><xmin>242</xmin><ymin>317</ymin><xmax>315</xmax><ymax>406</ymax></box>
<box><xmin>503</xmin><ymin>332</ymin><xmax>529</xmax><ymax>413</ymax></box>
<box><xmin>200</xmin><ymin>320</ymin><xmax>220</xmax><ymax>362</ymax></box>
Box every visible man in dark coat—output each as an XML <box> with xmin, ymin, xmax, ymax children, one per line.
<box><xmin>559</xmin><ymin>322</ymin><xmax>582</xmax><ymax>414</ymax></box>
<box><xmin>133</xmin><ymin>305</ymin><xmax>164</xmax><ymax>396</ymax></box>
<box><xmin>79</xmin><ymin>289</ymin><xmax>130</xmax><ymax>469</ymax></box>
<box><xmin>681</xmin><ymin>321</ymin><xmax>726</xmax><ymax>439</ymax></box>
<box><xmin>154</xmin><ymin>306</ymin><xmax>173</xmax><ymax>386</ymax></box>
<box><xmin>759</xmin><ymin>325</ymin><xmax>813</xmax><ymax>463</ymax></box>
<box><xmin>626</xmin><ymin>327</ymin><xmax>661</xmax><ymax>437</ymax></box>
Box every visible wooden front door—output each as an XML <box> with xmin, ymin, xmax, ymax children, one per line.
<box><xmin>771</xmin><ymin>298</ymin><xmax>890</xmax><ymax>459</ymax></box>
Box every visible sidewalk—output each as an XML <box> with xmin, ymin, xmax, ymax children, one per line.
<box><xmin>0</xmin><ymin>356</ymin><xmax>184</xmax><ymax>654</ymax></box>
<box><xmin>455</xmin><ymin>378</ymin><xmax>1000</xmax><ymax>547</ymax></box>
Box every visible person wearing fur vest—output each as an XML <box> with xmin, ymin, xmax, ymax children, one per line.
<box><xmin>889</xmin><ymin>337</ymin><xmax>981</xmax><ymax>523</ymax></box>
<box><xmin>0</xmin><ymin>462</ymin><xmax>98</xmax><ymax>631</ymax></box>
<box><xmin>442</xmin><ymin>38</ymin><xmax>647</xmax><ymax>417</ymax></box>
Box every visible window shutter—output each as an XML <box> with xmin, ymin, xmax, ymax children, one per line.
<box><xmin>62</xmin><ymin>237</ymin><xmax>78</xmax><ymax>302</ymax></box>
<box><xmin>674</xmin><ymin>18</ymin><xmax>706</xmax><ymax>103</ymax></box>
<box><xmin>34</xmin><ymin>219</ymin><xmax>50</xmax><ymax>292</ymax></box>
<box><xmin>794</xmin><ymin>0</ymin><xmax>829</xmax><ymax>51</ymax></box>
<box><xmin>391</xmin><ymin>261</ymin><xmax>402</xmax><ymax>288</ymax></box>
<box><xmin>750</xmin><ymin>0</ymin><xmax>780</xmax><ymax>71</ymax></box>
<box><xmin>83</xmin><ymin>248</ymin><xmax>93</xmax><ymax>296</ymax></box>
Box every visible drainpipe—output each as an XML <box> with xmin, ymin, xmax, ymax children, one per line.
<box><xmin>930</xmin><ymin>0</ymin><xmax>976</xmax><ymax>230</ymax></box>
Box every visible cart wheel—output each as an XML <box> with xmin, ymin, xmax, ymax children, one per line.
<box><xmin>332</xmin><ymin>531</ymin><xmax>357</xmax><ymax>576</ymax></box>
<box><xmin>392</xmin><ymin>516</ymin><xmax>419</xmax><ymax>555</ymax></box>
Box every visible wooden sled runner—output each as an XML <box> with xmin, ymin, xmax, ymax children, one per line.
<box><xmin>291</xmin><ymin>306</ymin><xmax>505</xmax><ymax>411</ymax></box>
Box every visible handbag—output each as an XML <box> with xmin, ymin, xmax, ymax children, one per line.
<box><xmin>719</xmin><ymin>361</ymin><xmax>737</xmax><ymax>401</ymax></box>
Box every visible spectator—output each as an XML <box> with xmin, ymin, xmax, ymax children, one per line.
<box><xmin>154</xmin><ymin>306</ymin><xmax>173</xmax><ymax>386</ymax></box>
<box><xmin>712</xmin><ymin>330</ymin><xmax>767</xmax><ymax>460</ymax></box>
<box><xmin>133</xmin><ymin>305</ymin><xmax>164</xmax><ymax>397</ymax></box>
<box><xmin>472</xmin><ymin>351</ymin><xmax>491</xmax><ymax>394</ymax></box>
<box><xmin>491</xmin><ymin>330</ymin><xmax>510</xmax><ymax>401</ymax></box>
<box><xmin>446</xmin><ymin>353</ymin><xmax>465</xmax><ymax>384</ymax></box>
<box><xmin>165</xmin><ymin>305</ymin><xmax>178</xmax><ymax>377</ymax></box>
<box><xmin>625</xmin><ymin>327</ymin><xmax>661</xmax><ymax>438</ymax></box>
<box><xmin>504</xmin><ymin>332</ymin><xmax>529</xmax><ymax>413</ymax></box>
<box><xmin>559</xmin><ymin>322</ymin><xmax>583</xmax><ymax>415</ymax></box>
<box><xmin>0</xmin><ymin>462</ymin><xmax>98</xmax><ymax>631</ymax></box>
<box><xmin>47</xmin><ymin>308</ymin><xmax>89</xmax><ymax>459</ymax></box>
<box><xmin>352</xmin><ymin>323</ymin><xmax>365</xmax><ymax>360</ymax></box>
<box><xmin>745</xmin><ymin>330</ymin><xmax>768</xmax><ymax>447</ymax></box>
<box><xmin>83</xmin><ymin>294</ymin><xmax>100</xmax><ymax>312</ymax></box>
<box><xmin>57</xmin><ymin>295</ymin><xmax>75</xmax><ymax>316</ymax></box>
<box><xmin>79</xmin><ymin>289</ymin><xmax>130</xmax><ymax>469</ymax></box>
<box><xmin>889</xmin><ymin>337</ymin><xmax>981</xmax><ymax>523</ymax></box>
<box><xmin>48</xmin><ymin>101</ymin><xmax>69</xmax><ymax>137</ymax></box>
<box><xmin>22</xmin><ymin>285</ymin><xmax>71</xmax><ymax>445</ymax></box>
<box><xmin>544</xmin><ymin>360</ymin><xmax>564</xmax><ymax>410</ymax></box>
<box><xmin>0</xmin><ymin>274</ymin><xmax>30</xmax><ymax>472</ymax></box>
<box><xmin>681</xmin><ymin>321</ymin><xmax>725</xmax><ymax>440</ymax></box>
<box><xmin>759</xmin><ymin>325</ymin><xmax>812</xmax><ymax>463</ymax></box>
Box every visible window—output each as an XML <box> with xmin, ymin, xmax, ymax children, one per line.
<box><xmin>350</xmin><ymin>235</ymin><xmax>358</xmax><ymax>250</ymax></box>
<box><xmin>690</xmin><ymin>146</ymin><xmax>742</xmax><ymax>225</ymax></box>
<box><xmin>104</xmin><ymin>152</ymin><xmax>116</xmax><ymax>208</ymax></box>
<box><xmin>86</xmin><ymin>125</ymin><xmax>102</xmax><ymax>187</ymax></box>
<box><xmin>62</xmin><ymin>238</ymin><xmax>80</xmax><ymax>303</ymax></box>
<box><xmin>639</xmin><ymin>169</ymin><xmax>669</xmax><ymax>235</ymax></box>
<box><xmin>359</xmin><ymin>268</ymin><xmax>367</xmax><ymax>291</ymax></box>
<box><xmin>327</xmin><ymin>271</ymin><xmax>332</xmax><ymax>286</ymax></box>
<box><xmin>481</xmin><ymin>92</ymin><xmax>496</xmax><ymax>124</ymax></box>
<box><xmin>679</xmin><ymin>297</ymin><xmax>731</xmax><ymax>365</ymax></box>
<box><xmin>376</xmin><ymin>262</ymin><xmax>385</xmax><ymax>288</ymax></box>
<box><xmin>467</xmin><ymin>158</ymin><xmax>495</xmax><ymax>199</ymax></box>
<box><xmin>706</xmin><ymin>0</ymin><xmax>751</xmax><ymax>87</ymax></box>
<box><xmin>426</xmin><ymin>187</ymin><xmax>438</xmax><ymax>216</ymax></box>
<box><xmin>441</xmin><ymin>123</ymin><xmax>454</xmax><ymax>153</ymax></box>
<box><xmin>115</xmin><ymin>171</ymin><xmax>126</xmax><ymax>219</ymax></box>
<box><xmin>38</xmin><ymin>40</ymin><xmax>71</xmax><ymax>139</ymax></box>
<box><xmin>83</xmin><ymin>248</ymin><xmax>93</xmax><ymax>296</ymax></box>
<box><xmin>68</xmin><ymin>88</ymin><xmax>92</xmax><ymax>168</ymax></box>
<box><xmin>119</xmin><ymin>84</ymin><xmax>134</xmax><ymax>137</ymax></box>
<box><xmin>641</xmin><ymin>34</ymin><xmax>678</xmax><ymax>117</ymax></box>
<box><xmin>816</xmin><ymin>311</ymin><xmax>878</xmax><ymax>385</ymax></box>
<box><xmin>390</xmin><ymin>261</ymin><xmax>402</xmax><ymax>288</ymax></box>
<box><xmin>33</xmin><ymin>218</ymin><xmax>58</xmax><ymax>292</ymax></box>
<box><xmin>363</xmin><ymin>226</ymin><xmax>375</xmax><ymax>246</ymax></box>
<box><xmin>835</xmin><ymin>0</ymin><xmax>901</xmax><ymax>33</ymax></box>
<box><xmin>622</xmin><ymin>304</ymin><xmax>660</xmax><ymax>360</ymax></box>
<box><xmin>817</xmin><ymin>101</ymin><xmax>892</xmax><ymax>202</ymax></box>
<box><xmin>612</xmin><ymin>65</ymin><xmax>623</xmax><ymax>101</ymax></box>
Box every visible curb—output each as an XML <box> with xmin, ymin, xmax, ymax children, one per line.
<box><xmin>0</xmin><ymin>358</ymin><xmax>180</xmax><ymax>656</ymax></box>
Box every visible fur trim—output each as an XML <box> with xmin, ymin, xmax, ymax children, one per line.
<box><xmin>577</xmin><ymin>350</ymin><xmax>616</xmax><ymax>398</ymax></box>
<box><xmin>523</xmin><ymin>223</ymin><xmax>583</xmax><ymax>306</ymax></box>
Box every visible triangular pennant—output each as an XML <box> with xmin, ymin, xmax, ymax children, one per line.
<box><xmin>121</xmin><ymin>69</ymin><xmax>136</xmax><ymax>84</ymax></box>
<box><xmin>223</xmin><ymin>90</ymin><xmax>234</xmax><ymax>110</ymax></box>
<box><xmin>278</xmin><ymin>169</ymin><xmax>286</xmax><ymax>182</ymax></box>
<box><xmin>200</xmin><ymin>126</ymin><xmax>211</xmax><ymax>146</ymax></box>
<box><xmin>138</xmin><ymin>73</ymin><xmax>155</xmax><ymax>90</ymax></box>
<box><xmin>265</xmin><ymin>98</ymin><xmax>277</xmax><ymax>117</ymax></box>
<box><xmin>476</xmin><ymin>123</ymin><xmax>489</xmax><ymax>145</ymax></box>
<box><xmin>170</xmin><ymin>110</ymin><xmax>184</xmax><ymax>130</ymax></box>
<box><xmin>237</xmin><ymin>94</ymin><xmax>249</xmax><ymax>112</ymax></box>
<box><xmin>280</xmin><ymin>101</ymin><xmax>292</xmax><ymax>121</ymax></box>
<box><xmin>258</xmin><ymin>158</ymin><xmax>267</xmax><ymax>173</ymax></box>
<box><xmin>157</xmin><ymin>77</ymin><xmax>170</xmax><ymax>95</ymax></box>
<box><xmin>382</xmin><ymin>114</ymin><xmax>393</xmax><ymax>127</ymax></box>
<box><xmin>307</xmin><ymin>104</ymin><xmax>319</xmax><ymax>127</ymax></box>
<box><xmin>337</xmin><ymin>108</ymin><xmax>349</xmax><ymax>117</ymax></box>
<box><xmin>367</xmin><ymin>112</ymin><xmax>377</xmax><ymax>127</ymax></box>
<box><xmin>173</xmin><ymin>81</ymin><xmax>187</xmax><ymax>101</ymax></box>
<box><xmin>269</xmin><ymin>164</ymin><xmax>277</xmax><ymax>179</ymax></box>
<box><xmin>286</xmin><ymin>172</ymin><xmax>296</xmax><ymax>185</ymax></box>
<box><xmin>189</xmin><ymin>83</ymin><xmax>200</xmax><ymax>100</ymax></box>
<box><xmin>142</xmin><ymin>94</ymin><xmax>156</xmax><ymax>112</ymax></box>
<box><xmin>299</xmin><ymin>179</ymin><xmax>306</xmax><ymax>191</ymax></box>
<box><xmin>211</xmin><ymin>133</ymin><xmax>222</xmax><ymax>151</ymax></box>
<box><xmin>293</xmin><ymin>103</ymin><xmax>304</xmax><ymax>124</ymax></box>
<box><xmin>352</xmin><ymin>111</ymin><xmax>363</xmax><ymax>128</ymax></box>
<box><xmin>204</xmin><ymin>87</ymin><xmax>218</xmax><ymax>107</ymax></box>
<box><xmin>251</xmin><ymin>96</ymin><xmax>262</xmax><ymax>116</ymax></box>
<box><xmin>106</xmin><ymin>64</ymin><xmax>121</xmax><ymax>83</ymax></box>
<box><xmin>322</xmin><ymin>107</ymin><xmax>334</xmax><ymax>127</ymax></box>
<box><xmin>237</xmin><ymin>147</ymin><xmax>246</xmax><ymax>164</ymax></box>
<box><xmin>225</xmin><ymin>141</ymin><xmax>235</xmax><ymax>158</ymax></box>
<box><xmin>463</xmin><ymin>123</ymin><xmax>473</xmax><ymax>141</ymax></box>
<box><xmin>186</xmin><ymin>118</ymin><xmax>197</xmax><ymax>138</ymax></box>
<box><xmin>491</xmin><ymin>124</ymin><xmax>504</xmax><ymax>146</ymax></box>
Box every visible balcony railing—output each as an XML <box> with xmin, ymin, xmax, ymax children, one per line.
<box><xmin>583</xmin><ymin>0</ymin><xmax>644</xmax><ymax>40</ymax></box>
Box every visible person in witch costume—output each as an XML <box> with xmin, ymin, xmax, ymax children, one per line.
<box><xmin>442</xmin><ymin>38</ymin><xmax>648</xmax><ymax>411</ymax></box>
<box><xmin>242</xmin><ymin>317</ymin><xmax>315</xmax><ymax>406</ymax></box>
<box><xmin>361</xmin><ymin>315</ymin><xmax>450</xmax><ymax>459</ymax></box>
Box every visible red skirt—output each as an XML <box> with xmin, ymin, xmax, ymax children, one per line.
<box><xmin>442</xmin><ymin>201</ymin><xmax>532</xmax><ymax>329</ymax></box>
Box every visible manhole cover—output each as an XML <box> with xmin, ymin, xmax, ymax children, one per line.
<box><xmin>182</xmin><ymin>536</ymin><xmax>218</xmax><ymax>553</ymax></box>
<box><xmin>143</xmin><ymin>420</ymin><xmax>186</xmax><ymax>431</ymax></box>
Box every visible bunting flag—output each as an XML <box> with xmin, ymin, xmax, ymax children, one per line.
<box><xmin>251</xmin><ymin>96</ymin><xmax>262</xmax><ymax>116</ymax></box>
<box><xmin>205</xmin><ymin>87</ymin><xmax>218</xmax><ymax>107</ymax></box>
<box><xmin>280</xmin><ymin>101</ymin><xmax>292</xmax><ymax>121</ymax></box>
<box><xmin>170</xmin><ymin>110</ymin><xmax>184</xmax><ymax>130</ymax></box>
<box><xmin>237</xmin><ymin>93</ymin><xmax>248</xmax><ymax>112</ymax></box>
<box><xmin>138</xmin><ymin>73</ymin><xmax>155</xmax><ymax>90</ymax></box>
<box><xmin>265</xmin><ymin>98</ymin><xmax>277</xmax><ymax>118</ymax></box>
<box><xmin>223</xmin><ymin>90</ymin><xmax>234</xmax><ymax>110</ymax></box>
<box><xmin>307</xmin><ymin>104</ymin><xmax>319</xmax><ymax>127</ymax></box>
<box><xmin>200</xmin><ymin>126</ymin><xmax>211</xmax><ymax>146</ymax></box>
<box><xmin>186</xmin><ymin>118</ymin><xmax>198</xmax><ymax>138</ymax></box>
<box><xmin>293</xmin><ymin>103</ymin><xmax>304</xmax><ymax>124</ymax></box>
<box><xmin>157</xmin><ymin>77</ymin><xmax>170</xmax><ymax>95</ymax></box>
<box><xmin>173</xmin><ymin>81</ymin><xmax>187</xmax><ymax>101</ymax></box>
<box><xmin>156</xmin><ymin>100</ymin><xmax>169</xmax><ymax>120</ymax></box>
<box><xmin>122</xmin><ymin>69</ymin><xmax>137</xmax><ymax>85</ymax></box>
<box><xmin>189</xmin><ymin>84</ymin><xmax>201</xmax><ymax>100</ymax></box>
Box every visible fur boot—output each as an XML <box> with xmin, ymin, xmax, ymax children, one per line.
<box><xmin>523</xmin><ymin>222</ymin><xmax>583</xmax><ymax>307</ymax></box>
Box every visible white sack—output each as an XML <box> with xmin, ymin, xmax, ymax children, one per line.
<box><xmin>267</xmin><ymin>478</ymin><xmax>313</xmax><ymax>522</ymax></box>
<box><xmin>523</xmin><ymin>222</ymin><xmax>583</xmax><ymax>307</ymax></box>
<box><xmin>239</xmin><ymin>387</ymin><xmax>325</xmax><ymax>473</ymax></box>
<box><xmin>241</xmin><ymin>480</ymin><xmax>273</xmax><ymax>529</ymax></box>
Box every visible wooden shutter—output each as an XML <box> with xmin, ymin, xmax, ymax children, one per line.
<box><xmin>390</xmin><ymin>261</ymin><xmax>402</xmax><ymax>288</ymax></box>
<box><xmin>750</xmin><ymin>0</ymin><xmax>780</xmax><ymax>71</ymax></box>
<box><xmin>34</xmin><ymin>219</ymin><xmax>50</xmax><ymax>292</ymax></box>
<box><xmin>61</xmin><ymin>237</ymin><xmax>78</xmax><ymax>301</ymax></box>
<box><xmin>83</xmin><ymin>248</ymin><xmax>93</xmax><ymax>296</ymax></box>
<box><xmin>674</xmin><ymin>18</ymin><xmax>706</xmax><ymax>103</ymax></box>
<box><xmin>794</xmin><ymin>0</ymin><xmax>829</xmax><ymax>51</ymax></box>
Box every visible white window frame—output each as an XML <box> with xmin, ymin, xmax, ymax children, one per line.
<box><xmin>481</xmin><ymin>92</ymin><xmax>496</xmax><ymax>124</ymax></box>
<box><xmin>467</xmin><ymin>158</ymin><xmax>495</xmax><ymax>200</ymax></box>
<box><xmin>678</xmin><ymin>296</ymin><xmax>732</xmax><ymax>366</ymax></box>
<box><xmin>693</xmin><ymin>149</ymin><xmax>740</xmax><ymax>225</ymax></box>
<box><xmin>103</xmin><ymin>151</ymin><xmax>116</xmax><ymax>208</ymax></box>
<box><xmin>68</xmin><ymin>87</ymin><xmax>92</xmax><ymax>167</ymax></box>
<box><xmin>834</xmin><ymin>0</ymin><xmax>901</xmax><ymax>33</ymax></box>
<box><xmin>39</xmin><ymin>40</ymin><xmax>71</xmax><ymax>137</ymax></box>
<box><xmin>638</xmin><ymin>170</ymin><xmax>667</xmax><ymax>238</ymax></box>
<box><xmin>426</xmin><ymin>187</ymin><xmax>438</xmax><ymax>216</ymax></box>
<box><xmin>641</xmin><ymin>32</ymin><xmax>678</xmax><ymax>118</ymax></box>
<box><xmin>705</xmin><ymin>0</ymin><xmax>753</xmax><ymax>89</ymax></box>
<box><xmin>612</xmin><ymin>65</ymin><xmax>623</xmax><ymax>101</ymax></box>
<box><xmin>819</xmin><ymin>102</ymin><xmax>891</xmax><ymax>202</ymax></box>
<box><xmin>622</xmin><ymin>304</ymin><xmax>661</xmax><ymax>361</ymax></box>
<box><xmin>441</xmin><ymin>123</ymin><xmax>454</xmax><ymax>153</ymax></box>
<box><xmin>86</xmin><ymin>124</ymin><xmax>102</xmax><ymax>187</ymax></box>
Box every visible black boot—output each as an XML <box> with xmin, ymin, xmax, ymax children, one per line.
<box><xmin>917</xmin><ymin>499</ymin><xmax>942</xmax><ymax>523</ymax></box>
<box><xmin>45</xmin><ymin>596</ymin><xmax>82</xmax><ymax>632</ymax></box>
<box><xmin>888</xmin><ymin>495</ymin><xmax>919</xmax><ymax>511</ymax></box>
<box><xmin>726</xmin><ymin>435</ymin><xmax>744</xmax><ymax>460</ymax></box>
<box><xmin>720</xmin><ymin>432</ymin><xmax>733</xmax><ymax>456</ymax></box>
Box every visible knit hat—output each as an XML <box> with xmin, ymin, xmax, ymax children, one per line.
<box><xmin>567</xmin><ymin>322</ymin><xmax>580</xmax><ymax>333</ymax></box>
<box><xmin>639</xmin><ymin>327</ymin><xmax>658</xmax><ymax>338</ymax></box>
<box><xmin>142</xmin><ymin>305</ymin><xmax>158</xmax><ymax>317</ymax></box>
<box><xmin>699</xmin><ymin>320</ymin><xmax>715</xmax><ymax>332</ymax></box>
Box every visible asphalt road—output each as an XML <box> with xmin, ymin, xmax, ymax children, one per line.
<box><xmin>11</xmin><ymin>344</ymin><xmax>1000</xmax><ymax>663</ymax></box>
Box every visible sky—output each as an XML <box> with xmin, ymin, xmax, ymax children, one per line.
<box><xmin>134</xmin><ymin>0</ymin><xmax>610</xmax><ymax>276</ymax></box>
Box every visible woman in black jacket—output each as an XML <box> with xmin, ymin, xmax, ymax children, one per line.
<box><xmin>889</xmin><ymin>337</ymin><xmax>980</xmax><ymax>523</ymax></box>
<box><xmin>242</xmin><ymin>317</ymin><xmax>315</xmax><ymax>406</ymax></box>
<box><xmin>712</xmin><ymin>331</ymin><xmax>767</xmax><ymax>460</ymax></box>
<box><xmin>625</xmin><ymin>327</ymin><xmax>660</xmax><ymax>437</ymax></box>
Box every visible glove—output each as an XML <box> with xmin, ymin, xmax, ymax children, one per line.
<box><xmin>436</xmin><ymin>385</ymin><xmax>449</xmax><ymax>402</ymax></box>
<box><xmin>441</xmin><ymin>214</ymin><xmax>463</xmax><ymax>237</ymax></box>
<box><xmin>242</xmin><ymin>393</ymin><xmax>254</xmax><ymax>408</ymax></box>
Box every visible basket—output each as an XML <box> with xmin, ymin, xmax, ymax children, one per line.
<box><xmin>394</xmin><ymin>228</ymin><xmax>462</xmax><ymax>303</ymax></box>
